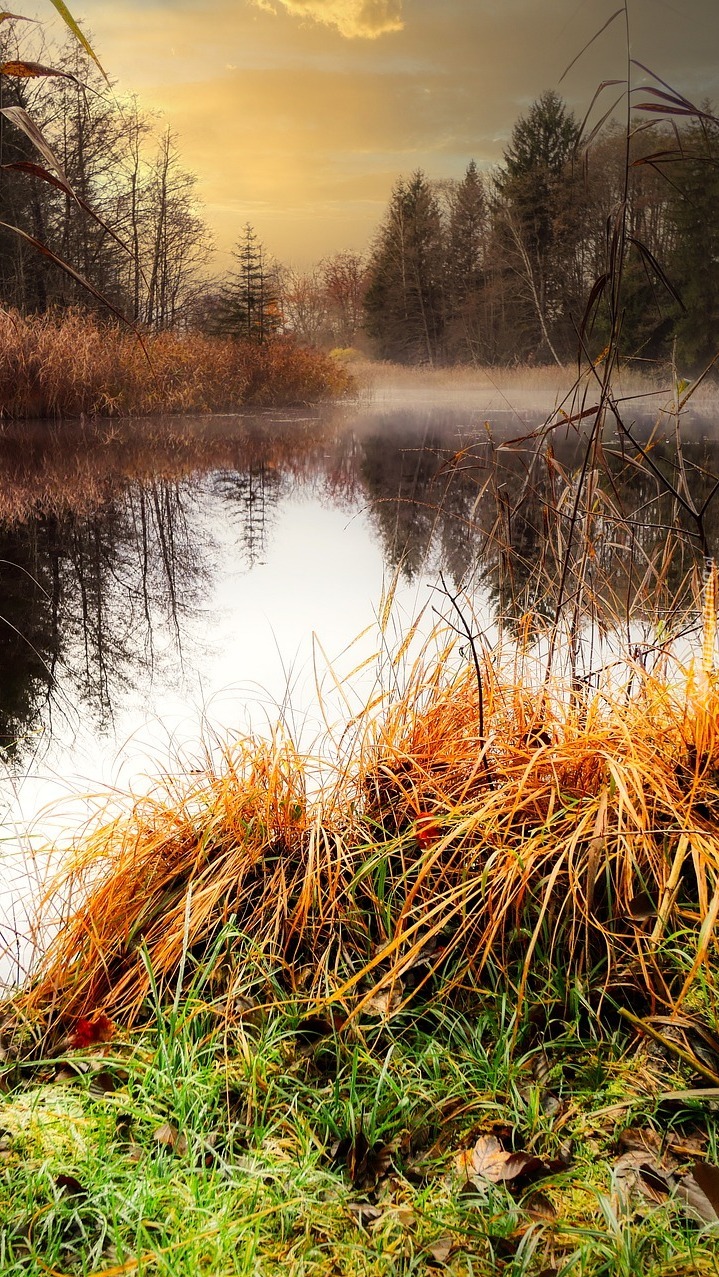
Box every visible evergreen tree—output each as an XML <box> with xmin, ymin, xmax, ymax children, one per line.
<box><xmin>363</xmin><ymin>171</ymin><xmax>445</xmax><ymax>364</ymax></box>
<box><xmin>445</xmin><ymin>160</ymin><xmax>487</xmax><ymax>360</ymax></box>
<box><xmin>669</xmin><ymin>118</ymin><xmax>719</xmax><ymax>371</ymax></box>
<box><xmin>215</xmin><ymin>223</ymin><xmax>280</xmax><ymax>343</ymax></box>
<box><xmin>495</xmin><ymin>90</ymin><xmax>582</xmax><ymax>362</ymax></box>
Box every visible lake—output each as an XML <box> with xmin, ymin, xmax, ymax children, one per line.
<box><xmin>0</xmin><ymin>390</ymin><xmax>717</xmax><ymax>982</ymax></box>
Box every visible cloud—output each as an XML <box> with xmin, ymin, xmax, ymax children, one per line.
<box><xmin>253</xmin><ymin>0</ymin><xmax>403</xmax><ymax>40</ymax></box>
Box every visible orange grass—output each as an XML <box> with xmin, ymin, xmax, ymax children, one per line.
<box><xmin>14</xmin><ymin>629</ymin><xmax>719</xmax><ymax>1036</ymax></box>
<box><xmin>0</xmin><ymin>309</ymin><xmax>354</xmax><ymax>418</ymax></box>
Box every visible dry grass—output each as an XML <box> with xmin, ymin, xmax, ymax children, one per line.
<box><xmin>14</xmin><ymin>613</ymin><xmax>719</xmax><ymax>1039</ymax></box>
<box><xmin>0</xmin><ymin>309</ymin><xmax>354</xmax><ymax>418</ymax></box>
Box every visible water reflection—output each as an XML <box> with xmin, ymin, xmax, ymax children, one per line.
<box><xmin>0</xmin><ymin>405</ymin><xmax>716</xmax><ymax>770</ymax></box>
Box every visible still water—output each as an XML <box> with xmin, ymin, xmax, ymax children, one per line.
<box><xmin>0</xmin><ymin>395</ymin><xmax>716</xmax><ymax>976</ymax></box>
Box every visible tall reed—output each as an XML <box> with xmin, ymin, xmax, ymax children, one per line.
<box><xmin>0</xmin><ymin>309</ymin><xmax>354</xmax><ymax>418</ymax></box>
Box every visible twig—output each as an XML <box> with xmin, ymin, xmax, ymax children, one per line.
<box><xmin>618</xmin><ymin>1007</ymin><xmax>719</xmax><ymax>1086</ymax></box>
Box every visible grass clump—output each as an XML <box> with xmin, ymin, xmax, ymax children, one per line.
<box><xmin>10</xmin><ymin>618</ymin><xmax>719</xmax><ymax>1038</ymax></box>
<box><xmin>0</xmin><ymin>309</ymin><xmax>354</xmax><ymax>419</ymax></box>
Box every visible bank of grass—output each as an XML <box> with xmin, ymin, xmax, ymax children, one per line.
<box><xmin>0</xmin><ymin>310</ymin><xmax>354</xmax><ymax>418</ymax></box>
<box><xmin>3</xmin><ymin>623</ymin><xmax>719</xmax><ymax>1272</ymax></box>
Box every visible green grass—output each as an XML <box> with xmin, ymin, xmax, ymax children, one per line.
<box><xmin>2</xmin><ymin>966</ymin><xmax>719</xmax><ymax>1277</ymax></box>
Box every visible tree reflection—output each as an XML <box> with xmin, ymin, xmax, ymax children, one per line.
<box><xmin>0</xmin><ymin>407</ymin><xmax>717</xmax><ymax>762</ymax></box>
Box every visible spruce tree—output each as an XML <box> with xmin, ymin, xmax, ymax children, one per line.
<box><xmin>363</xmin><ymin>171</ymin><xmax>445</xmax><ymax>364</ymax></box>
<box><xmin>215</xmin><ymin>223</ymin><xmax>280</xmax><ymax>343</ymax></box>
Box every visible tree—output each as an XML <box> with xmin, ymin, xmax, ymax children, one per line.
<box><xmin>321</xmin><ymin>251</ymin><xmax>367</xmax><ymax>347</ymax></box>
<box><xmin>363</xmin><ymin>170</ymin><xmax>445</xmax><ymax>365</ymax></box>
<box><xmin>445</xmin><ymin>160</ymin><xmax>487</xmax><ymax>361</ymax></box>
<box><xmin>494</xmin><ymin>91</ymin><xmax>582</xmax><ymax>363</ymax></box>
<box><xmin>0</xmin><ymin>25</ymin><xmax>212</xmax><ymax>329</ymax></box>
<box><xmin>276</xmin><ymin>264</ymin><xmax>327</xmax><ymax>345</ymax></box>
<box><xmin>215</xmin><ymin>223</ymin><xmax>280</xmax><ymax>343</ymax></box>
<box><xmin>668</xmin><ymin>117</ymin><xmax>719</xmax><ymax>370</ymax></box>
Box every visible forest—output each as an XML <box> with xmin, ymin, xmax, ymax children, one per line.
<box><xmin>2</xmin><ymin>18</ymin><xmax>718</xmax><ymax>376</ymax></box>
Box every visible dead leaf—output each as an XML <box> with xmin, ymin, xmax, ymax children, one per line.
<box><xmin>333</xmin><ymin>1131</ymin><xmax>393</xmax><ymax>1189</ymax></box>
<box><xmin>153</xmin><ymin>1122</ymin><xmax>188</xmax><ymax>1156</ymax></box>
<box><xmin>628</xmin><ymin>891</ymin><xmax>657</xmax><ymax>921</ymax></box>
<box><xmin>456</xmin><ymin>1134</ymin><xmax>548</xmax><ymax>1186</ymax></box>
<box><xmin>88</xmin><ymin>1071</ymin><xmax>117</xmax><ymax>1099</ymax></box>
<box><xmin>686</xmin><ymin>1160</ymin><xmax>719</xmax><ymax>1219</ymax></box>
<box><xmin>346</xmin><ymin>1202</ymin><xmax>382</xmax><ymax>1229</ymax></box>
<box><xmin>394</xmin><ymin>1206</ymin><xmax>415</xmax><ymax>1227</ymax></box>
<box><xmin>676</xmin><ymin>1168</ymin><xmax>719</xmax><ymax>1224</ymax></box>
<box><xmin>55</xmin><ymin>1173</ymin><xmax>86</xmax><ymax>1198</ymax></box>
<box><xmin>427</xmin><ymin>1235</ymin><xmax>454</xmax><ymax>1265</ymax></box>
<box><xmin>614</xmin><ymin>1150</ymin><xmax>672</xmax><ymax>1206</ymax></box>
<box><xmin>362</xmin><ymin>982</ymin><xmax>403</xmax><ymax>1019</ymax></box>
<box><xmin>525</xmin><ymin>1190</ymin><xmax>557</xmax><ymax>1221</ymax></box>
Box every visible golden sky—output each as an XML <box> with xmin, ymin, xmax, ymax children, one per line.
<box><xmin>36</xmin><ymin>0</ymin><xmax>719</xmax><ymax>267</ymax></box>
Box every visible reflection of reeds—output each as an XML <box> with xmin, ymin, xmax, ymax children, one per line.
<box><xmin>0</xmin><ymin>310</ymin><xmax>353</xmax><ymax>419</ymax></box>
<box><xmin>16</xmin><ymin>628</ymin><xmax>719</xmax><ymax>1033</ymax></box>
<box><xmin>0</xmin><ymin>414</ymin><xmax>345</xmax><ymax>523</ymax></box>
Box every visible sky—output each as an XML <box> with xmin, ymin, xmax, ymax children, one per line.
<box><xmin>29</xmin><ymin>0</ymin><xmax>719</xmax><ymax>267</ymax></box>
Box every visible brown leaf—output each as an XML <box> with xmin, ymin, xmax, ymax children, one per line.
<box><xmin>427</xmin><ymin>1235</ymin><xmax>454</xmax><ymax>1265</ymax></box>
<box><xmin>88</xmin><ymin>1071</ymin><xmax>117</xmax><ymax>1099</ymax></box>
<box><xmin>614</xmin><ymin>1150</ymin><xmax>672</xmax><ymax>1206</ymax></box>
<box><xmin>676</xmin><ymin>1168</ymin><xmax>719</xmax><ymax>1223</ymax></box>
<box><xmin>333</xmin><ymin>1131</ymin><xmax>393</xmax><ymax>1189</ymax></box>
<box><xmin>688</xmin><ymin>1161</ymin><xmax>719</xmax><ymax>1217</ymax></box>
<box><xmin>346</xmin><ymin>1202</ymin><xmax>382</xmax><ymax>1229</ymax></box>
<box><xmin>55</xmin><ymin>1173</ymin><xmax>86</xmax><ymax>1198</ymax></box>
<box><xmin>153</xmin><ymin>1122</ymin><xmax>188</xmax><ymax>1156</ymax></box>
<box><xmin>628</xmin><ymin>892</ymin><xmax>657</xmax><ymax>921</ymax></box>
<box><xmin>362</xmin><ymin>982</ymin><xmax>403</xmax><ymax>1019</ymax></box>
<box><xmin>525</xmin><ymin>1191</ymin><xmax>557</xmax><ymax>1221</ymax></box>
<box><xmin>458</xmin><ymin>1135</ymin><xmax>547</xmax><ymax>1186</ymax></box>
<box><xmin>619</xmin><ymin>1127</ymin><xmax>663</xmax><ymax>1155</ymax></box>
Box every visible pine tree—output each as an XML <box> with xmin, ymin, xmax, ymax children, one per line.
<box><xmin>215</xmin><ymin>223</ymin><xmax>281</xmax><ymax>343</ymax></box>
<box><xmin>445</xmin><ymin>160</ymin><xmax>487</xmax><ymax>360</ymax></box>
<box><xmin>363</xmin><ymin>171</ymin><xmax>445</xmax><ymax>364</ymax></box>
<box><xmin>495</xmin><ymin>91</ymin><xmax>582</xmax><ymax>362</ymax></box>
<box><xmin>669</xmin><ymin>118</ymin><xmax>719</xmax><ymax>371</ymax></box>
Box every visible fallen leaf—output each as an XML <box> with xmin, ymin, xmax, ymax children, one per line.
<box><xmin>67</xmin><ymin>1012</ymin><xmax>115</xmax><ymax>1049</ymax></box>
<box><xmin>525</xmin><ymin>1191</ymin><xmax>557</xmax><ymax>1221</ymax></box>
<box><xmin>686</xmin><ymin>1160</ymin><xmax>719</xmax><ymax>1219</ymax></box>
<box><xmin>346</xmin><ymin>1202</ymin><xmax>382</xmax><ymax>1229</ymax></box>
<box><xmin>676</xmin><ymin>1168</ymin><xmax>719</xmax><ymax>1224</ymax></box>
<box><xmin>153</xmin><ymin>1122</ymin><xmax>188</xmax><ymax>1156</ymax></box>
<box><xmin>414</xmin><ymin>813</ymin><xmax>442</xmax><ymax>849</ymax></box>
<box><xmin>88</xmin><ymin>1071</ymin><xmax>117</xmax><ymax>1098</ymax></box>
<box><xmin>333</xmin><ymin>1131</ymin><xmax>393</xmax><ymax>1189</ymax></box>
<box><xmin>426</xmin><ymin>1235</ymin><xmax>454</xmax><ymax>1265</ymax></box>
<box><xmin>614</xmin><ymin>1150</ymin><xmax>672</xmax><ymax>1206</ymax></box>
<box><xmin>55</xmin><ymin>1173</ymin><xmax>86</xmax><ymax>1198</ymax></box>
<box><xmin>362</xmin><ymin>983</ymin><xmax>403</xmax><ymax>1019</ymax></box>
<box><xmin>456</xmin><ymin>1134</ymin><xmax>548</xmax><ymax>1186</ymax></box>
<box><xmin>628</xmin><ymin>892</ymin><xmax>657</xmax><ymax>921</ymax></box>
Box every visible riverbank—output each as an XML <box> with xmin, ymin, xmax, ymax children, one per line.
<box><xmin>0</xmin><ymin>310</ymin><xmax>353</xmax><ymax>418</ymax></box>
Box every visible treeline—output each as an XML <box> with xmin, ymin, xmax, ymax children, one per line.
<box><xmin>363</xmin><ymin>91</ymin><xmax>719</xmax><ymax>371</ymax></box>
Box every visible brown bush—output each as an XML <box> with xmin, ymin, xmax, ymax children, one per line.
<box><xmin>0</xmin><ymin>310</ymin><xmax>354</xmax><ymax>418</ymax></box>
